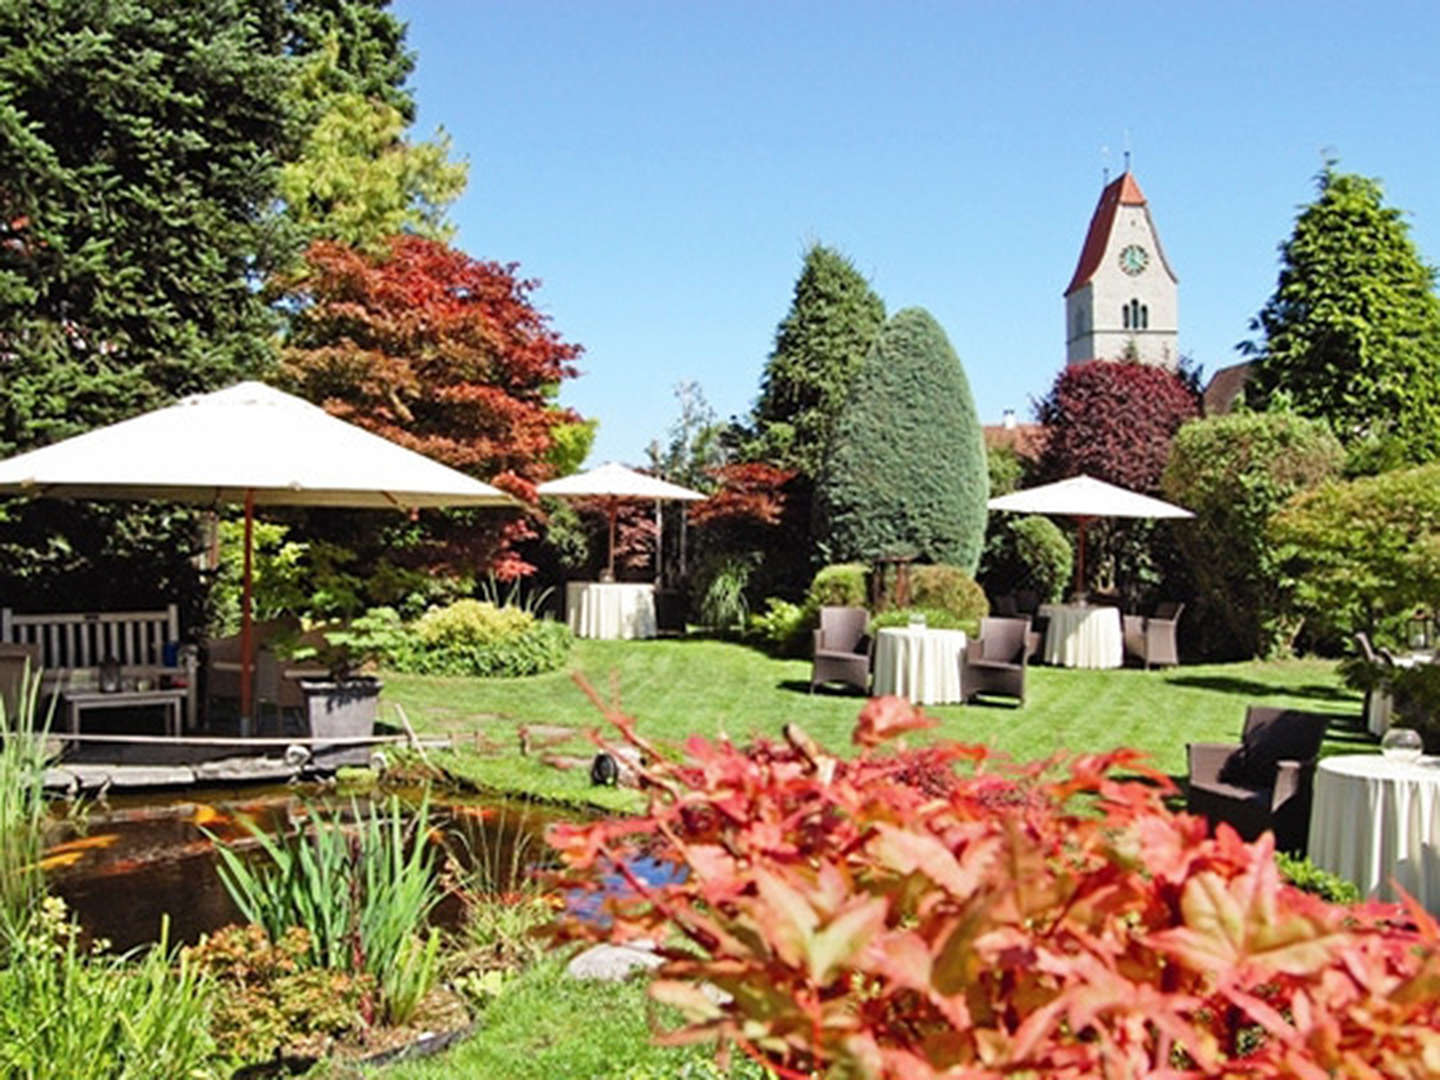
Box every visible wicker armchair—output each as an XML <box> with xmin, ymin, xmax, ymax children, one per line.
<box><xmin>810</xmin><ymin>606</ymin><xmax>871</xmax><ymax>694</ymax></box>
<box><xmin>1122</xmin><ymin>601</ymin><xmax>1184</xmax><ymax>669</ymax></box>
<box><xmin>1186</xmin><ymin>706</ymin><xmax>1331</xmax><ymax>852</ymax></box>
<box><xmin>961</xmin><ymin>617</ymin><xmax>1040</xmax><ymax>705</ymax></box>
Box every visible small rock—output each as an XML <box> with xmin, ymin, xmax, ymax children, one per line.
<box><xmin>566</xmin><ymin>941</ymin><xmax>662</xmax><ymax>981</ymax></box>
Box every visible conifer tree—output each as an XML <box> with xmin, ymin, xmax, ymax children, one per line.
<box><xmin>815</xmin><ymin>308</ymin><xmax>989</xmax><ymax>571</ymax></box>
<box><xmin>0</xmin><ymin>0</ymin><xmax>297</xmax><ymax>455</ymax></box>
<box><xmin>749</xmin><ymin>245</ymin><xmax>885</xmax><ymax>478</ymax></box>
<box><xmin>1243</xmin><ymin>164</ymin><xmax>1440</xmax><ymax>463</ymax></box>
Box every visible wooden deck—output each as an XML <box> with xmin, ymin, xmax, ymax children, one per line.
<box><xmin>37</xmin><ymin>732</ymin><xmax>452</xmax><ymax>793</ymax></box>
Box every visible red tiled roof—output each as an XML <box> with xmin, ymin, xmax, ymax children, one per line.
<box><xmin>1063</xmin><ymin>172</ymin><xmax>1148</xmax><ymax>297</ymax></box>
<box><xmin>983</xmin><ymin>423</ymin><xmax>1049</xmax><ymax>461</ymax></box>
<box><xmin>1202</xmin><ymin>362</ymin><xmax>1252</xmax><ymax>416</ymax></box>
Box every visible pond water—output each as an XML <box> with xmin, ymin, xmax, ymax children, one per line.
<box><xmin>41</xmin><ymin>783</ymin><xmax>578</xmax><ymax>951</ymax></box>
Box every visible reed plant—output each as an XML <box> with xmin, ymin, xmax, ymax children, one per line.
<box><xmin>0</xmin><ymin>899</ymin><xmax>216</xmax><ymax>1079</ymax></box>
<box><xmin>0</xmin><ymin>665</ymin><xmax>51</xmax><ymax>938</ymax></box>
<box><xmin>446</xmin><ymin>801</ymin><xmax>556</xmax><ymax>971</ymax></box>
<box><xmin>211</xmin><ymin>794</ymin><xmax>441</xmax><ymax>1024</ymax></box>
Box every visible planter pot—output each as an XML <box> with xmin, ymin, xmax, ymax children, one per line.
<box><xmin>297</xmin><ymin>676</ymin><xmax>382</xmax><ymax>745</ymax></box>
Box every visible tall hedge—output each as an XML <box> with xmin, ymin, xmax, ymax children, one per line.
<box><xmin>1162</xmin><ymin>411</ymin><xmax>1343</xmax><ymax>658</ymax></box>
<box><xmin>815</xmin><ymin>308</ymin><xmax>988</xmax><ymax>571</ymax></box>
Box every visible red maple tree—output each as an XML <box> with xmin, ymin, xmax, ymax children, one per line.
<box><xmin>280</xmin><ymin>235</ymin><xmax>585</xmax><ymax>576</ymax></box>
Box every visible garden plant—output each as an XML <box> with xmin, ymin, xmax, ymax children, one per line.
<box><xmin>550</xmin><ymin>693</ymin><xmax>1440</xmax><ymax>1078</ymax></box>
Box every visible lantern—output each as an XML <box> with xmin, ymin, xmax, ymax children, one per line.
<box><xmin>99</xmin><ymin>654</ymin><xmax>122</xmax><ymax>694</ymax></box>
<box><xmin>1411</xmin><ymin>609</ymin><xmax>1434</xmax><ymax>653</ymax></box>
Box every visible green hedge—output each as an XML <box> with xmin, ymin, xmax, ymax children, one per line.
<box><xmin>1163</xmin><ymin>411</ymin><xmax>1342</xmax><ymax>658</ymax></box>
<box><xmin>909</xmin><ymin>564</ymin><xmax>988</xmax><ymax>624</ymax></box>
<box><xmin>807</xmin><ymin>563</ymin><xmax>868</xmax><ymax>608</ymax></box>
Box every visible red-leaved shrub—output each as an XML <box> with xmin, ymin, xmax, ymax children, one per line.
<box><xmin>1036</xmin><ymin>360</ymin><xmax>1199</xmax><ymax>493</ymax></box>
<box><xmin>549</xmin><ymin>693</ymin><xmax>1440</xmax><ymax>1079</ymax></box>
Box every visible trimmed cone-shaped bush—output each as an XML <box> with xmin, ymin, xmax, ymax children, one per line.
<box><xmin>816</xmin><ymin>308</ymin><xmax>989</xmax><ymax>571</ymax></box>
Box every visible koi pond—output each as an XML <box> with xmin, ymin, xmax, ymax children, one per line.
<box><xmin>41</xmin><ymin>782</ymin><xmax>575</xmax><ymax>951</ymax></box>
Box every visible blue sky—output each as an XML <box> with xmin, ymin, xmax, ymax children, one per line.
<box><xmin>396</xmin><ymin>1</ymin><xmax>1440</xmax><ymax>467</ymax></box>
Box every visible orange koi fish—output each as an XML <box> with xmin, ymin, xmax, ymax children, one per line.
<box><xmin>44</xmin><ymin>834</ymin><xmax>120</xmax><ymax>857</ymax></box>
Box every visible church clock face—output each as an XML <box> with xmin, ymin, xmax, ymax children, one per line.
<box><xmin>1119</xmin><ymin>244</ymin><xmax>1149</xmax><ymax>275</ymax></box>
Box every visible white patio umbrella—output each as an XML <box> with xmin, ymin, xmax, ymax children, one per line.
<box><xmin>986</xmin><ymin>474</ymin><xmax>1192</xmax><ymax>600</ymax></box>
<box><xmin>537</xmin><ymin>461</ymin><xmax>704</xmax><ymax>581</ymax></box>
<box><xmin>0</xmin><ymin>381</ymin><xmax>519</xmax><ymax>721</ymax></box>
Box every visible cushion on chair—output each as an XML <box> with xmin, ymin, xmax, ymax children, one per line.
<box><xmin>1189</xmin><ymin>778</ymin><xmax>1270</xmax><ymax>807</ymax></box>
<box><xmin>1218</xmin><ymin>709</ymin><xmax>1326</xmax><ymax>788</ymax></box>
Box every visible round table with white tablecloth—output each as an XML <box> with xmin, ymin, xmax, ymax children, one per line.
<box><xmin>1307</xmin><ymin>753</ymin><xmax>1440</xmax><ymax>911</ymax></box>
<box><xmin>871</xmin><ymin>626</ymin><xmax>968</xmax><ymax>705</ymax></box>
<box><xmin>1036</xmin><ymin>603</ymin><xmax>1122</xmax><ymax>669</ymax></box>
<box><xmin>565</xmin><ymin>582</ymin><xmax>657</xmax><ymax>640</ymax></box>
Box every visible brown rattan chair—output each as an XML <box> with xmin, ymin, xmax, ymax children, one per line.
<box><xmin>810</xmin><ymin>606</ymin><xmax>871</xmax><ymax>694</ymax></box>
<box><xmin>1186</xmin><ymin>705</ymin><xmax>1331</xmax><ymax>853</ymax></box>
<box><xmin>1123</xmin><ymin>601</ymin><xmax>1184</xmax><ymax>669</ymax></box>
<box><xmin>991</xmin><ymin>593</ymin><xmax>1019</xmax><ymax>616</ymax></box>
<box><xmin>961</xmin><ymin>616</ymin><xmax>1040</xmax><ymax>705</ymax></box>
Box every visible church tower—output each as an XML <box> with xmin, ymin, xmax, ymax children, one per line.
<box><xmin>1063</xmin><ymin>171</ymin><xmax>1178</xmax><ymax>368</ymax></box>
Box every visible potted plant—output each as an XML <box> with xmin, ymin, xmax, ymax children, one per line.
<box><xmin>279</xmin><ymin>609</ymin><xmax>407</xmax><ymax>745</ymax></box>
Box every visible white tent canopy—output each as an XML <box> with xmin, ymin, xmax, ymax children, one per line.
<box><xmin>538</xmin><ymin>461</ymin><xmax>705</xmax><ymax>581</ymax></box>
<box><xmin>987</xmin><ymin>474</ymin><xmax>1193</xmax><ymax>521</ymax></box>
<box><xmin>537</xmin><ymin>461</ymin><xmax>705</xmax><ymax>503</ymax></box>
<box><xmin>0</xmin><ymin>381</ymin><xmax>520</xmax><ymax>721</ymax></box>
<box><xmin>0</xmin><ymin>381</ymin><xmax>518</xmax><ymax>510</ymax></box>
<box><xmin>987</xmin><ymin>474</ymin><xmax>1192</xmax><ymax>601</ymax></box>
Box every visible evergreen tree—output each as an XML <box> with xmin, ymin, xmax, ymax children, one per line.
<box><xmin>749</xmin><ymin>244</ymin><xmax>885</xmax><ymax>478</ymax></box>
<box><xmin>278</xmin><ymin>42</ymin><xmax>467</xmax><ymax>252</ymax></box>
<box><xmin>0</xmin><ymin>0</ymin><xmax>301</xmax><ymax>615</ymax></box>
<box><xmin>278</xmin><ymin>0</ymin><xmax>416</xmax><ymax>119</ymax></box>
<box><xmin>815</xmin><ymin>308</ymin><xmax>988</xmax><ymax>571</ymax></box>
<box><xmin>1242</xmin><ymin>164</ymin><xmax>1440</xmax><ymax>463</ymax></box>
<box><xmin>0</xmin><ymin>0</ymin><xmax>298</xmax><ymax>455</ymax></box>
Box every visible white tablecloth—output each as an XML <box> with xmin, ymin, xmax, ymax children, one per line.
<box><xmin>1307</xmin><ymin>753</ymin><xmax>1440</xmax><ymax>910</ymax></box>
<box><xmin>1036</xmin><ymin>604</ymin><xmax>1123</xmax><ymax>669</ymax></box>
<box><xmin>1366</xmin><ymin>652</ymin><xmax>1432</xmax><ymax>736</ymax></box>
<box><xmin>565</xmin><ymin>582</ymin><xmax>657</xmax><ymax>640</ymax></box>
<box><xmin>871</xmin><ymin>627</ymin><xmax>968</xmax><ymax>705</ymax></box>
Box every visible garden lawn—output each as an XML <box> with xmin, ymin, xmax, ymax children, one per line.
<box><xmin>363</xmin><ymin>954</ymin><xmax>768</xmax><ymax>1080</ymax></box>
<box><xmin>382</xmin><ymin>636</ymin><xmax>1369</xmax><ymax>808</ymax></box>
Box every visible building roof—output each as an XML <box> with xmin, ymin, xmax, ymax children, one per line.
<box><xmin>1063</xmin><ymin>171</ymin><xmax>1150</xmax><ymax>297</ymax></box>
<box><xmin>983</xmin><ymin>423</ymin><xmax>1049</xmax><ymax>461</ymax></box>
<box><xmin>1202</xmin><ymin>361</ymin><xmax>1252</xmax><ymax>416</ymax></box>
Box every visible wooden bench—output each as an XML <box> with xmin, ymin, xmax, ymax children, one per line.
<box><xmin>0</xmin><ymin>605</ymin><xmax>198</xmax><ymax>732</ymax></box>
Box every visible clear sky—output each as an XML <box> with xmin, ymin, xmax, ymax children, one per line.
<box><xmin>396</xmin><ymin>0</ymin><xmax>1440</xmax><ymax>468</ymax></box>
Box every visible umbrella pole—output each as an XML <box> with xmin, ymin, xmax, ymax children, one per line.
<box><xmin>240</xmin><ymin>490</ymin><xmax>254</xmax><ymax>732</ymax></box>
<box><xmin>607</xmin><ymin>497</ymin><xmax>617</xmax><ymax>581</ymax></box>
<box><xmin>1074</xmin><ymin>515</ymin><xmax>1091</xmax><ymax>603</ymax></box>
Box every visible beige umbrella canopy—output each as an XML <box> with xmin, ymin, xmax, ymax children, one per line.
<box><xmin>537</xmin><ymin>461</ymin><xmax>704</xmax><ymax>580</ymax></box>
<box><xmin>986</xmin><ymin>474</ymin><xmax>1193</xmax><ymax>599</ymax></box>
<box><xmin>0</xmin><ymin>381</ymin><xmax>519</xmax><ymax>720</ymax></box>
